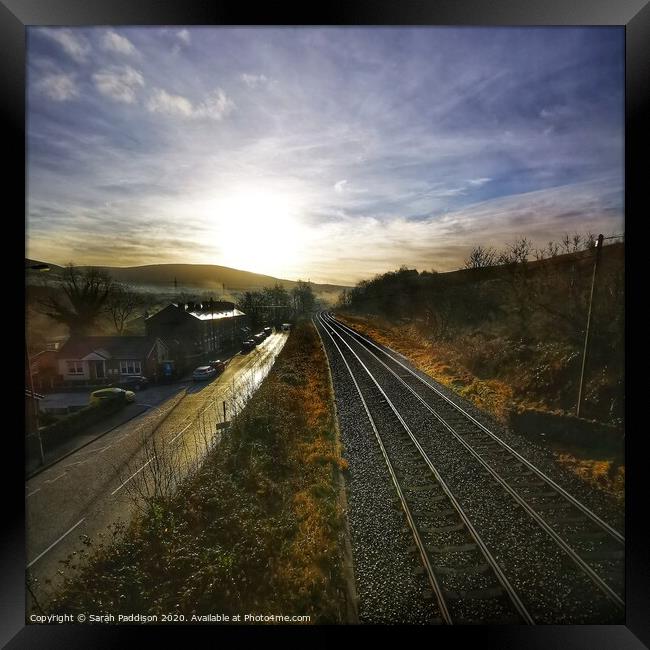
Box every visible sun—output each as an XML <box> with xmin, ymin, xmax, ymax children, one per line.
<box><xmin>205</xmin><ymin>190</ymin><xmax>307</xmax><ymax>277</ymax></box>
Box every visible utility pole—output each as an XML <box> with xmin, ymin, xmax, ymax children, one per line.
<box><xmin>25</xmin><ymin>261</ymin><xmax>49</xmax><ymax>466</ymax></box>
<box><xmin>576</xmin><ymin>233</ymin><xmax>604</xmax><ymax>418</ymax></box>
<box><xmin>26</xmin><ymin>345</ymin><xmax>45</xmax><ymax>465</ymax></box>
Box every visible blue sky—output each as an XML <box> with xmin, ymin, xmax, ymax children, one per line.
<box><xmin>26</xmin><ymin>27</ymin><xmax>624</xmax><ymax>284</ymax></box>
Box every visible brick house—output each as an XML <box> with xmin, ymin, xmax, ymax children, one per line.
<box><xmin>145</xmin><ymin>301</ymin><xmax>249</xmax><ymax>371</ymax></box>
<box><xmin>57</xmin><ymin>336</ymin><xmax>168</xmax><ymax>384</ymax></box>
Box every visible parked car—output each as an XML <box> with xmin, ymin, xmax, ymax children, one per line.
<box><xmin>281</xmin><ymin>323</ymin><xmax>291</xmax><ymax>331</ymax></box>
<box><xmin>116</xmin><ymin>375</ymin><xmax>150</xmax><ymax>391</ymax></box>
<box><xmin>90</xmin><ymin>387</ymin><xmax>136</xmax><ymax>406</ymax></box>
<box><xmin>208</xmin><ymin>359</ymin><xmax>226</xmax><ymax>374</ymax></box>
<box><xmin>254</xmin><ymin>333</ymin><xmax>266</xmax><ymax>344</ymax></box>
<box><xmin>192</xmin><ymin>365</ymin><xmax>217</xmax><ymax>381</ymax></box>
<box><xmin>263</xmin><ymin>326</ymin><xmax>273</xmax><ymax>336</ymax></box>
<box><xmin>241</xmin><ymin>340</ymin><xmax>255</xmax><ymax>353</ymax></box>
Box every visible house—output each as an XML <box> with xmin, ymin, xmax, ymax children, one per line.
<box><xmin>29</xmin><ymin>349</ymin><xmax>61</xmax><ymax>391</ymax></box>
<box><xmin>57</xmin><ymin>336</ymin><xmax>168</xmax><ymax>384</ymax></box>
<box><xmin>145</xmin><ymin>301</ymin><xmax>248</xmax><ymax>369</ymax></box>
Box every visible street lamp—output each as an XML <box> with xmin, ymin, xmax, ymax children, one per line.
<box><xmin>25</xmin><ymin>261</ymin><xmax>50</xmax><ymax>465</ymax></box>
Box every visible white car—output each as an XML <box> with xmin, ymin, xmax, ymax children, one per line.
<box><xmin>192</xmin><ymin>365</ymin><xmax>217</xmax><ymax>381</ymax></box>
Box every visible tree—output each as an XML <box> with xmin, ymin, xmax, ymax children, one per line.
<box><xmin>464</xmin><ymin>245</ymin><xmax>497</xmax><ymax>269</ymax></box>
<box><xmin>292</xmin><ymin>280</ymin><xmax>315</xmax><ymax>317</ymax></box>
<box><xmin>105</xmin><ymin>284</ymin><xmax>144</xmax><ymax>335</ymax></box>
<box><xmin>40</xmin><ymin>264</ymin><xmax>114</xmax><ymax>336</ymax></box>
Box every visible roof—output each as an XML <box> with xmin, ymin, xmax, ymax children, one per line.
<box><xmin>146</xmin><ymin>303</ymin><xmax>246</xmax><ymax>322</ymax></box>
<box><xmin>58</xmin><ymin>336</ymin><xmax>160</xmax><ymax>360</ymax></box>
<box><xmin>186</xmin><ymin>308</ymin><xmax>245</xmax><ymax>321</ymax></box>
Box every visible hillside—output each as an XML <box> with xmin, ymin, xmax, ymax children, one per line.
<box><xmin>340</xmin><ymin>242</ymin><xmax>624</xmax><ymax>426</ymax></box>
<box><xmin>25</xmin><ymin>260</ymin><xmax>349</xmax><ymax>296</ymax></box>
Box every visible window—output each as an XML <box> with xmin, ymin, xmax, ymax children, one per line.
<box><xmin>66</xmin><ymin>360</ymin><xmax>84</xmax><ymax>375</ymax></box>
<box><xmin>120</xmin><ymin>360</ymin><xmax>141</xmax><ymax>375</ymax></box>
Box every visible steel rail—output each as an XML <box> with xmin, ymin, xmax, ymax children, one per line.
<box><xmin>324</xmin><ymin>313</ymin><xmax>624</xmax><ymax>609</ymax></box>
<box><xmin>325</xmin><ymin>312</ymin><xmax>624</xmax><ymax>545</ymax></box>
<box><xmin>315</xmin><ymin>315</ymin><xmax>453</xmax><ymax>623</ymax></box>
<box><xmin>317</xmin><ymin>313</ymin><xmax>534</xmax><ymax>624</ymax></box>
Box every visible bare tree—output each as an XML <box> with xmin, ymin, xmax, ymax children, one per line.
<box><xmin>105</xmin><ymin>284</ymin><xmax>144</xmax><ymax>335</ymax></box>
<box><xmin>39</xmin><ymin>264</ymin><xmax>113</xmax><ymax>336</ymax></box>
<box><xmin>498</xmin><ymin>237</ymin><xmax>532</xmax><ymax>265</ymax></box>
<box><xmin>464</xmin><ymin>245</ymin><xmax>497</xmax><ymax>269</ymax></box>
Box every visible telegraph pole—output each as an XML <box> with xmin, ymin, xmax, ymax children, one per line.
<box><xmin>576</xmin><ymin>233</ymin><xmax>604</xmax><ymax>418</ymax></box>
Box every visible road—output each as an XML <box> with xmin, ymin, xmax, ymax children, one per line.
<box><xmin>26</xmin><ymin>331</ymin><xmax>288</xmax><ymax>606</ymax></box>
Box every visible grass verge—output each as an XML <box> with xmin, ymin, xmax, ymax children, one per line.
<box><xmin>42</xmin><ymin>322</ymin><xmax>347</xmax><ymax>623</ymax></box>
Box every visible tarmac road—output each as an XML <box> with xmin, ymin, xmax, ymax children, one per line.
<box><xmin>25</xmin><ymin>331</ymin><xmax>288</xmax><ymax>608</ymax></box>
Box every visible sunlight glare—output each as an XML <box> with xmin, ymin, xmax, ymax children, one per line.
<box><xmin>206</xmin><ymin>190</ymin><xmax>307</xmax><ymax>278</ymax></box>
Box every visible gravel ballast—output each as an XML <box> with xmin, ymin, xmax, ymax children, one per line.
<box><xmin>316</xmin><ymin>314</ymin><xmax>624</xmax><ymax>625</ymax></box>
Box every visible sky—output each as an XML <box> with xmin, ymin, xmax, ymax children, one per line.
<box><xmin>26</xmin><ymin>27</ymin><xmax>624</xmax><ymax>285</ymax></box>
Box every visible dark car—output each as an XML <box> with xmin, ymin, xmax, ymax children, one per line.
<box><xmin>116</xmin><ymin>375</ymin><xmax>149</xmax><ymax>391</ymax></box>
<box><xmin>263</xmin><ymin>326</ymin><xmax>272</xmax><ymax>336</ymax></box>
<box><xmin>254</xmin><ymin>332</ymin><xmax>266</xmax><ymax>344</ymax></box>
<box><xmin>241</xmin><ymin>339</ymin><xmax>256</xmax><ymax>353</ymax></box>
<box><xmin>208</xmin><ymin>359</ymin><xmax>227</xmax><ymax>374</ymax></box>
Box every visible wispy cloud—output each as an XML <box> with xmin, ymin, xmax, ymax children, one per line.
<box><xmin>241</xmin><ymin>73</ymin><xmax>268</xmax><ymax>88</ymax></box>
<box><xmin>41</xmin><ymin>28</ymin><xmax>90</xmax><ymax>62</ymax></box>
<box><xmin>177</xmin><ymin>29</ymin><xmax>191</xmax><ymax>45</ymax></box>
<box><xmin>101</xmin><ymin>30</ymin><xmax>139</xmax><ymax>57</ymax></box>
<box><xmin>92</xmin><ymin>65</ymin><xmax>144</xmax><ymax>103</ymax></box>
<box><xmin>147</xmin><ymin>87</ymin><xmax>234</xmax><ymax>120</ymax></box>
<box><xmin>35</xmin><ymin>72</ymin><xmax>78</xmax><ymax>101</ymax></box>
<box><xmin>334</xmin><ymin>180</ymin><xmax>347</xmax><ymax>193</ymax></box>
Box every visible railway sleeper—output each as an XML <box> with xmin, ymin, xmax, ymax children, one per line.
<box><xmin>553</xmin><ymin>514</ymin><xmax>591</xmax><ymax>525</ymax></box>
<box><xmin>498</xmin><ymin>469</ymin><xmax>534</xmax><ymax>478</ymax></box>
<box><xmin>528</xmin><ymin>500</ymin><xmax>572</xmax><ymax>511</ymax></box>
<box><xmin>528</xmin><ymin>490</ymin><xmax>567</xmax><ymax>499</ymax></box>
<box><xmin>426</xmin><ymin>542</ymin><xmax>478</xmax><ymax>554</ymax></box>
<box><xmin>435</xmin><ymin>563</ymin><xmax>491</xmax><ymax>576</ymax></box>
<box><xmin>442</xmin><ymin>585</ymin><xmax>505</xmax><ymax>600</ymax></box>
<box><xmin>580</xmin><ymin>549</ymin><xmax>625</xmax><ymax>561</ymax></box>
<box><xmin>509</xmin><ymin>480</ymin><xmax>546</xmax><ymax>488</ymax></box>
<box><xmin>568</xmin><ymin>529</ymin><xmax>612</xmax><ymax>541</ymax></box>
<box><xmin>419</xmin><ymin>522</ymin><xmax>466</xmax><ymax>534</ymax></box>
<box><xmin>406</xmin><ymin>484</ymin><xmax>444</xmax><ymax>494</ymax></box>
<box><xmin>413</xmin><ymin>507</ymin><xmax>458</xmax><ymax>518</ymax></box>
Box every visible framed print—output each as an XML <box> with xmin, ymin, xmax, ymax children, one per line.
<box><xmin>5</xmin><ymin>0</ymin><xmax>648</xmax><ymax>647</ymax></box>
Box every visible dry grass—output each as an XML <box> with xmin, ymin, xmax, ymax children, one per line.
<box><xmin>337</xmin><ymin>313</ymin><xmax>514</xmax><ymax>422</ymax></box>
<box><xmin>554</xmin><ymin>454</ymin><xmax>625</xmax><ymax>504</ymax></box>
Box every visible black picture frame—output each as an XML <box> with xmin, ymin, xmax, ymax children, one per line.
<box><xmin>6</xmin><ymin>1</ymin><xmax>647</xmax><ymax>647</ymax></box>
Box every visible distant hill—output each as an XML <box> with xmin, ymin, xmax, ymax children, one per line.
<box><xmin>25</xmin><ymin>260</ymin><xmax>349</xmax><ymax>297</ymax></box>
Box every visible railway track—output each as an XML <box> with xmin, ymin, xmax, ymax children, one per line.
<box><xmin>316</xmin><ymin>311</ymin><xmax>625</xmax><ymax>624</ymax></box>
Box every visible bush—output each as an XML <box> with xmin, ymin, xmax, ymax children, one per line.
<box><xmin>41</xmin><ymin>397</ymin><xmax>126</xmax><ymax>447</ymax></box>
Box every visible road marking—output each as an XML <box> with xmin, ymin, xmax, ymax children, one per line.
<box><xmin>63</xmin><ymin>459</ymin><xmax>88</xmax><ymax>469</ymax></box>
<box><xmin>110</xmin><ymin>457</ymin><xmax>155</xmax><ymax>496</ymax></box>
<box><xmin>97</xmin><ymin>445</ymin><xmax>113</xmax><ymax>453</ymax></box>
<box><xmin>26</xmin><ymin>488</ymin><xmax>41</xmax><ymax>498</ymax></box>
<box><xmin>169</xmin><ymin>421</ymin><xmax>193</xmax><ymax>443</ymax></box>
<box><xmin>27</xmin><ymin>518</ymin><xmax>86</xmax><ymax>569</ymax></box>
<box><xmin>43</xmin><ymin>473</ymin><xmax>67</xmax><ymax>485</ymax></box>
